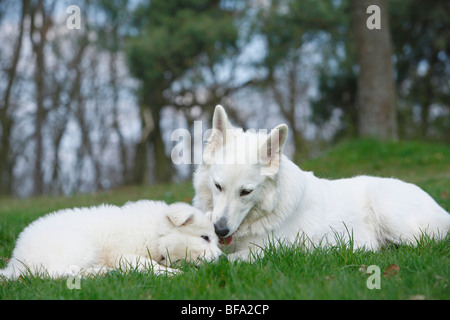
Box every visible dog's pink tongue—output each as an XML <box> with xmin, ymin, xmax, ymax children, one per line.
<box><xmin>219</xmin><ymin>236</ymin><xmax>232</xmax><ymax>245</ymax></box>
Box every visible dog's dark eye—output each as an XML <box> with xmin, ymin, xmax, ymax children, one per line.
<box><xmin>201</xmin><ymin>235</ymin><xmax>210</xmax><ymax>242</ymax></box>
<box><xmin>240</xmin><ymin>189</ymin><xmax>253</xmax><ymax>197</ymax></box>
<box><xmin>214</xmin><ymin>182</ymin><xmax>222</xmax><ymax>192</ymax></box>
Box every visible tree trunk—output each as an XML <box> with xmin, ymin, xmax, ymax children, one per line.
<box><xmin>149</xmin><ymin>106</ymin><xmax>174</xmax><ymax>184</ymax></box>
<box><xmin>132</xmin><ymin>105</ymin><xmax>150</xmax><ymax>185</ymax></box>
<box><xmin>0</xmin><ymin>117</ymin><xmax>13</xmax><ymax>194</ymax></box>
<box><xmin>29</xmin><ymin>0</ymin><xmax>50</xmax><ymax>195</ymax></box>
<box><xmin>109</xmin><ymin>52</ymin><xmax>130</xmax><ymax>184</ymax></box>
<box><xmin>351</xmin><ymin>0</ymin><xmax>398</xmax><ymax>140</ymax></box>
<box><xmin>0</xmin><ymin>0</ymin><xmax>29</xmax><ymax>195</ymax></box>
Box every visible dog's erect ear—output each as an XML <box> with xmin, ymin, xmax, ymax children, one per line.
<box><xmin>272</xmin><ymin>123</ymin><xmax>288</xmax><ymax>152</ymax></box>
<box><xmin>209</xmin><ymin>105</ymin><xmax>234</xmax><ymax>144</ymax></box>
<box><xmin>259</xmin><ymin>124</ymin><xmax>288</xmax><ymax>176</ymax></box>
<box><xmin>166</xmin><ymin>204</ymin><xmax>194</xmax><ymax>227</ymax></box>
<box><xmin>212</xmin><ymin>105</ymin><xmax>232</xmax><ymax>134</ymax></box>
<box><xmin>260</xmin><ymin>124</ymin><xmax>288</xmax><ymax>159</ymax></box>
<box><xmin>204</xmin><ymin>105</ymin><xmax>232</xmax><ymax>164</ymax></box>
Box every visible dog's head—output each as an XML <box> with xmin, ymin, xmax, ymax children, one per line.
<box><xmin>193</xmin><ymin>105</ymin><xmax>288</xmax><ymax>244</ymax></box>
<box><xmin>159</xmin><ymin>202</ymin><xmax>223</xmax><ymax>266</ymax></box>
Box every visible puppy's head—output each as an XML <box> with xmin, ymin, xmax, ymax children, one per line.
<box><xmin>159</xmin><ymin>202</ymin><xmax>223</xmax><ymax>266</ymax></box>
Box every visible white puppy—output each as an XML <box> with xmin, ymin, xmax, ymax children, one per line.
<box><xmin>193</xmin><ymin>105</ymin><xmax>450</xmax><ymax>261</ymax></box>
<box><xmin>0</xmin><ymin>200</ymin><xmax>222</xmax><ymax>279</ymax></box>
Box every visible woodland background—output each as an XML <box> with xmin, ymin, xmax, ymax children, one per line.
<box><xmin>0</xmin><ymin>0</ymin><xmax>448</xmax><ymax>197</ymax></box>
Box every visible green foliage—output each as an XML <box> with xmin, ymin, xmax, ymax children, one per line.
<box><xmin>255</xmin><ymin>0</ymin><xmax>345</xmax><ymax>71</ymax></box>
<box><xmin>127</xmin><ymin>0</ymin><xmax>237</xmax><ymax>87</ymax></box>
<box><xmin>124</xmin><ymin>0</ymin><xmax>240</xmax><ymax>184</ymax></box>
<box><xmin>389</xmin><ymin>0</ymin><xmax>450</xmax><ymax>141</ymax></box>
<box><xmin>311</xmin><ymin>65</ymin><xmax>358</xmax><ymax>137</ymax></box>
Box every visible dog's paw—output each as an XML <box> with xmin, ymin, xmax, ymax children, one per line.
<box><xmin>227</xmin><ymin>249</ymin><xmax>262</xmax><ymax>263</ymax></box>
<box><xmin>153</xmin><ymin>266</ymin><xmax>182</xmax><ymax>277</ymax></box>
<box><xmin>226</xmin><ymin>252</ymin><xmax>245</xmax><ymax>262</ymax></box>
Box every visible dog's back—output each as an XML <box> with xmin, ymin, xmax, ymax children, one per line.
<box><xmin>0</xmin><ymin>203</ymin><xmax>134</xmax><ymax>279</ymax></box>
<box><xmin>293</xmin><ymin>174</ymin><xmax>450</xmax><ymax>249</ymax></box>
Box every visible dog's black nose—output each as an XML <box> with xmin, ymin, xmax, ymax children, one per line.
<box><xmin>214</xmin><ymin>217</ymin><xmax>229</xmax><ymax>237</ymax></box>
<box><xmin>214</xmin><ymin>224</ymin><xmax>230</xmax><ymax>238</ymax></box>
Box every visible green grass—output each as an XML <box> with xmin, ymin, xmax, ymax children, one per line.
<box><xmin>1</xmin><ymin>139</ymin><xmax>449</xmax><ymax>300</ymax></box>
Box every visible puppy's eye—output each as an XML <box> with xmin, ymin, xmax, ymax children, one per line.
<box><xmin>214</xmin><ymin>182</ymin><xmax>222</xmax><ymax>192</ymax></box>
<box><xmin>240</xmin><ymin>189</ymin><xmax>253</xmax><ymax>197</ymax></box>
<box><xmin>201</xmin><ymin>235</ymin><xmax>210</xmax><ymax>242</ymax></box>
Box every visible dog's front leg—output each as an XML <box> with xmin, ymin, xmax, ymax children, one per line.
<box><xmin>150</xmin><ymin>261</ymin><xmax>182</xmax><ymax>276</ymax></box>
<box><xmin>227</xmin><ymin>247</ymin><xmax>264</xmax><ymax>262</ymax></box>
<box><xmin>225</xmin><ymin>236</ymin><xmax>267</xmax><ymax>262</ymax></box>
<box><xmin>227</xmin><ymin>251</ymin><xmax>250</xmax><ymax>262</ymax></box>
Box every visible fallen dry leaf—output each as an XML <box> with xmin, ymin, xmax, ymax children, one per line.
<box><xmin>358</xmin><ymin>265</ymin><xmax>367</xmax><ymax>274</ymax></box>
<box><xmin>383</xmin><ymin>264</ymin><xmax>400</xmax><ymax>277</ymax></box>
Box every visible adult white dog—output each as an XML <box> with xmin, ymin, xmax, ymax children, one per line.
<box><xmin>193</xmin><ymin>105</ymin><xmax>450</xmax><ymax>261</ymax></box>
<box><xmin>0</xmin><ymin>201</ymin><xmax>222</xmax><ymax>279</ymax></box>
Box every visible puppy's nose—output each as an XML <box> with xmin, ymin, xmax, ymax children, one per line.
<box><xmin>214</xmin><ymin>224</ymin><xmax>230</xmax><ymax>238</ymax></box>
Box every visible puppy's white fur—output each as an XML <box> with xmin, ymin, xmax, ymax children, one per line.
<box><xmin>0</xmin><ymin>201</ymin><xmax>222</xmax><ymax>279</ymax></box>
<box><xmin>193</xmin><ymin>105</ymin><xmax>450</xmax><ymax>261</ymax></box>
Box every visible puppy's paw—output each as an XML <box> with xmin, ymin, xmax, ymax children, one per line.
<box><xmin>153</xmin><ymin>266</ymin><xmax>182</xmax><ymax>277</ymax></box>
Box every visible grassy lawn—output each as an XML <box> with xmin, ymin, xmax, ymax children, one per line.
<box><xmin>0</xmin><ymin>139</ymin><xmax>449</xmax><ymax>300</ymax></box>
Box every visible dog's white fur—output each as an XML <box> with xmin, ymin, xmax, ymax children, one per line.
<box><xmin>193</xmin><ymin>105</ymin><xmax>450</xmax><ymax>261</ymax></box>
<box><xmin>0</xmin><ymin>201</ymin><xmax>222</xmax><ymax>279</ymax></box>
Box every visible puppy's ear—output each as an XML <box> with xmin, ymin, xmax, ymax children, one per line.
<box><xmin>259</xmin><ymin>124</ymin><xmax>288</xmax><ymax>176</ymax></box>
<box><xmin>166</xmin><ymin>203</ymin><xmax>194</xmax><ymax>227</ymax></box>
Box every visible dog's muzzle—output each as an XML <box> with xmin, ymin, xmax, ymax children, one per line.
<box><xmin>214</xmin><ymin>217</ymin><xmax>233</xmax><ymax>245</ymax></box>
